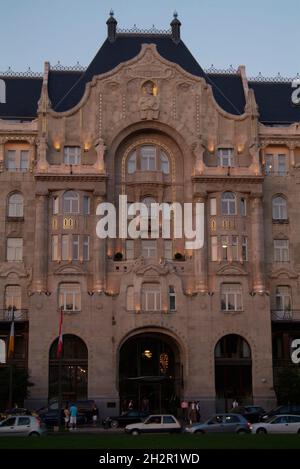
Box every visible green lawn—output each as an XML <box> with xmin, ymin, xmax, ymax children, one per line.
<box><xmin>0</xmin><ymin>433</ymin><xmax>300</xmax><ymax>449</ymax></box>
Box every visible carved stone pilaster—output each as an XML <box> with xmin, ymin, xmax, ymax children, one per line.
<box><xmin>93</xmin><ymin>194</ymin><xmax>106</xmax><ymax>292</ymax></box>
<box><xmin>33</xmin><ymin>193</ymin><xmax>48</xmax><ymax>292</ymax></box>
<box><xmin>250</xmin><ymin>193</ymin><xmax>265</xmax><ymax>292</ymax></box>
<box><xmin>194</xmin><ymin>192</ymin><xmax>208</xmax><ymax>292</ymax></box>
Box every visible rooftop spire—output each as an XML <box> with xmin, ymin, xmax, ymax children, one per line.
<box><xmin>106</xmin><ymin>10</ymin><xmax>117</xmax><ymax>43</ymax></box>
<box><xmin>170</xmin><ymin>11</ymin><xmax>181</xmax><ymax>44</ymax></box>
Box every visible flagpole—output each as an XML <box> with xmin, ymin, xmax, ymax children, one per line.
<box><xmin>57</xmin><ymin>307</ymin><xmax>63</xmax><ymax>430</ymax></box>
<box><xmin>8</xmin><ymin>306</ymin><xmax>16</xmax><ymax>409</ymax></box>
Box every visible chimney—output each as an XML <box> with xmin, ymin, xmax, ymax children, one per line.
<box><xmin>106</xmin><ymin>10</ymin><xmax>117</xmax><ymax>43</ymax></box>
<box><xmin>170</xmin><ymin>11</ymin><xmax>181</xmax><ymax>44</ymax></box>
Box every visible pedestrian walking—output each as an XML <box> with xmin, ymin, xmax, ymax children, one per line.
<box><xmin>63</xmin><ymin>405</ymin><xmax>70</xmax><ymax>429</ymax></box>
<box><xmin>69</xmin><ymin>403</ymin><xmax>78</xmax><ymax>430</ymax></box>
<box><xmin>232</xmin><ymin>399</ymin><xmax>239</xmax><ymax>409</ymax></box>
<box><xmin>196</xmin><ymin>401</ymin><xmax>201</xmax><ymax>422</ymax></box>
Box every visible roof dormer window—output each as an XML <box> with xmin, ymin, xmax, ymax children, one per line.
<box><xmin>0</xmin><ymin>79</ymin><xmax>6</xmax><ymax>104</ymax></box>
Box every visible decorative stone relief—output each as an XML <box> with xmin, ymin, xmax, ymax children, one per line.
<box><xmin>139</xmin><ymin>81</ymin><xmax>160</xmax><ymax>120</ymax></box>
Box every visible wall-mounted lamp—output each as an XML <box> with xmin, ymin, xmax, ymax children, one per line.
<box><xmin>237</xmin><ymin>144</ymin><xmax>244</xmax><ymax>154</ymax></box>
<box><xmin>45</xmin><ymin>291</ymin><xmax>51</xmax><ymax>296</ymax></box>
<box><xmin>208</xmin><ymin>143</ymin><xmax>215</xmax><ymax>153</ymax></box>
<box><xmin>83</xmin><ymin>142</ymin><xmax>90</xmax><ymax>152</ymax></box>
<box><xmin>54</xmin><ymin>142</ymin><xmax>61</xmax><ymax>152</ymax></box>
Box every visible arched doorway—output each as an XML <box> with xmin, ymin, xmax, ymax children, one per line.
<box><xmin>49</xmin><ymin>334</ymin><xmax>88</xmax><ymax>401</ymax></box>
<box><xmin>119</xmin><ymin>332</ymin><xmax>182</xmax><ymax>414</ymax></box>
<box><xmin>214</xmin><ymin>334</ymin><xmax>252</xmax><ymax>412</ymax></box>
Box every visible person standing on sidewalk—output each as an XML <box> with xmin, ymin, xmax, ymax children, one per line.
<box><xmin>69</xmin><ymin>403</ymin><xmax>78</xmax><ymax>431</ymax></box>
<box><xmin>63</xmin><ymin>405</ymin><xmax>70</xmax><ymax>430</ymax></box>
<box><xmin>92</xmin><ymin>404</ymin><xmax>99</xmax><ymax>426</ymax></box>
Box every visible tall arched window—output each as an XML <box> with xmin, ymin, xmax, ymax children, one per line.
<box><xmin>273</xmin><ymin>196</ymin><xmax>287</xmax><ymax>220</ymax></box>
<box><xmin>8</xmin><ymin>193</ymin><xmax>24</xmax><ymax>217</ymax></box>
<box><xmin>63</xmin><ymin>191</ymin><xmax>79</xmax><ymax>214</ymax></box>
<box><xmin>221</xmin><ymin>192</ymin><xmax>236</xmax><ymax>215</ymax></box>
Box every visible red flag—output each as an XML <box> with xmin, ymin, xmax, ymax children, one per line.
<box><xmin>57</xmin><ymin>308</ymin><xmax>63</xmax><ymax>359</ymax></box>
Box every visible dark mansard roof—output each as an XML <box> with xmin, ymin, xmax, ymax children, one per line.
<box><xmin>0</xmin><ymin>28</ymin><xmax>300</xmax><ymax>124</ymax></box>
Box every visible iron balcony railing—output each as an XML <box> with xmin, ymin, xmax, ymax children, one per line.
<box><xmin>271</xmin><ymin>309</ymin><xmax>300</xmax><ymax>322</ymax></box>
<box><xmin>0</xmin><ymin>309</ymin><xmax>29</xmax><ymax>322</ymax></box>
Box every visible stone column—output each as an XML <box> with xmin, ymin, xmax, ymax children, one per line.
<box><xmin>250</xmin><ymin>193</ymin><xmax>265</xmax><ymax>292</ymax></box>
<box><xmin>194</xmin><ymin>193</ymin><xmax>208</xmax><ymax>292</ymax></box>
<box><xmin>93</xmin><ymin>193</ymin><xmax>106</xmax><ymax>292</ymax></box>
<box><xmin>33</xmin><ymin>193</ymin><xmax>48</xmax><ymax>292</ymax></box>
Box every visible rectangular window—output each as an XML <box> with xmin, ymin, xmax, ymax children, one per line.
<box><xmin>7</xmin><ymin>238</ymin><xmax>23</xmax><ymax>261</ymax></box>
<box><xmin>278</xmin><ymin>154</ymin><xmax>287</xmax><ymax>175</ymax></box>
<box><xmin>52</xmin><ymin>235</ymin><xmax>59</xmax><ymax>261</ymax></box>
<box><xmin>242</xmin><ymin>236</ymin><xmax>248</xmax><ymax>261</ymax></box>
<box><xmin>164</xmin><ymin>240</ymin><xmax>173</xmax><ymax>260</ymax></box>
<box><xmin>210</xmin><ymin>198</ymin><xmax>217</xmax><ymax>216</ymax></box>
<box><xmin>72</xmin><ymin>235</ymin><xmax>79</xmax><ymax>260</ymax></box>
<box><xmin>59</xmin><ymin>284</ymin><xmax>81</xmax><ymax>311</ymax></box>
<box><xmin>61</xmin><ymin>235</ymin><xmax>69</xmax><ymax>261</ymax></box>
<box><xmin>221</xmin><ymin>236</ymin><xmax>229</xmax><ymax>261</ymax></box>
<box><xmin>240</xmin><ymin>198</ymin><xmax>246</xmax><ymax>216</ymax></box>
<box><xmin>211</xmin><ymin>236</ymin><xmax>218</xmax><ymax>261</ymax></box>
<box><xmin>142</xmin><ymin>284</ymin><xmax>161</xmax><ymax>311</ymax></box>
<box><xmin>83</xmin><ymin>196</ymin><xmax>90</xmax><ymax>215</ymax></box>
<box><xmin>169</xmin><ymin>286</ymin><xmax>176</xmax><ymax>311</ymax></box>
<box><xmin>274</xmin><ymin>239</ymin><xmax>289</xmax><ymax>262</ymax></box>
<box><xmin>265</xmin><ymin>154</ymin><xmax>273</xmax><ymax>174</ymax></box>
<box><xmin>275</xmin><ymin>286</ymin><xmax>291</xmax><ymax>311</ymax></box>
<box><xmin>5</xmin><ymin>286</ymin><xmax>21</xmax><ymax>311</ymax></box>
<box><xmin>231</xmin><ymin>235</ymin><xmax>239</xmax><ymax>261</ymax></box>
<box><xmin>52</xmin><ymin>196</ymin><xmax>59</xmax><ymax>215</ymax></box>
<box><xmin>142</xmin><ymin>240</ymin><xmax>157</xmax><ymax>258</ymax></box>
<box><xmin>20</xmin><ymin>151</ymin><xmax>29</xmax><ymax>171</ymax></box>
<box><xmin>5</xmin><ymin>150</ymin><xmax>17</xmax><ymax>171</ymax></box>
<box><xmin>217</xmin><ymin>148</ymin><xmax>234</xmax><ymax>167</ymax></box>
<box><xmin>126</xmin><ymin>240</ymin><xmax>134</xmax><ymax>260</ymax></box>
<box><xmin>221</xmin><ymin>284</ymin><xmax>243</xmax><ymax>312</ymax></box>
<box><xmin>140</xmin><ymin>146</ymin><xmax>156</xmax><ymax>171</ymax></box>
<box><xmin>83</xmin><ymin>235</ymin><xmax>90</xmax><ymax>261</ymax></box>
<box><xmin>64</xmin><ymin>146</ymin><xmax>81</xmax><ymax>165</ymax></box>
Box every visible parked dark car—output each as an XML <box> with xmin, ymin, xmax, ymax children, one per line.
<box><xmin>262</xmin><ymin>405</ymin><xmax>300</xmax><ymax>421</ymax></box>
<box><xmin>38</xmin><ymin>400</ymin><xmax>96</xmax><ymax>426</ymax></box>
<box><xmin>230</xmin><ymin>406</ymin><xmax>266</xmax><ymax>423</ymax></box>
<box><xmin>103</xmin><ymin>410</ymin><xmax>150</xmax><ymax>428</ymax></box>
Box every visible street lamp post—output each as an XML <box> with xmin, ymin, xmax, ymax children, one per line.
<box><xmin>7</xmin><ymin>305</ymin><xmax>16</xmax><ymax>409</ymax></box>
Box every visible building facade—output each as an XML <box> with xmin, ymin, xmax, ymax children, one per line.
<box><xmin>1</xmin><ymin>13</ymin><xmax>300</xmax><ymax>417</ymax></box>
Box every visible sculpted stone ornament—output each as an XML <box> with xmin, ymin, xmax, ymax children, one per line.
<box><xmin>139</xmin><ymin>81</ymin><xmax>160</xmax><ymax>120</ymax></box>
<box><xmin>36</xmin><ymin>136</ymin><xmax>49</xmax><ymax>172</ymax></box>
<box><xmin>94</xmin><ymin>137</ymin><xmax>106</xmax><ymax>172</ymax></box>
<box><xmin>249</xmin><ymin>140</ymin><xmax>261</xmax><ymax>175</ymax></box>
<box><xmin>192</xmin><ymin>139</ymin><xmax>205</xmax><ymax>174</ymax></box>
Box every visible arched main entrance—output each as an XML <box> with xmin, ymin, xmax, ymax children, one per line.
<box><xmin>119</xmin><ymin>332</ymin><xmax>182</xmax><ymax>414</ymax></box>
<box><xmin>214</xmin><ymin>334</ymin><xmax>252</xmax><ymax>412</ymax></box>
<box><xmin>49</xmin><ymin>334</ymin><xmax>88</xmax><ymax>401</ymax></box>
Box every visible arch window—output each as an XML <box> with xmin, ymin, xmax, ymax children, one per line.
<box><xmin>8</xmin><ymin>193</ymin><xmax>24</xmax><ymax>217</ymax></box>
<box><xmin>127</xmin><ymin>144</ymin><xmax>170</xmax><ymax>174</ymax></box>
<box><xmin>63</xmin><ymin>191</ymin><xmax>79</xmax><ymax>214</ymax></box>
<box><xmin>0</xmin><ymin>79</ymin><xmax>6</xmax><ymax>103</ymax></box>
<box><xmin>0</xmin><ymin>339</ymin><xmax>6</xmax><ymax>363</ymax></box>
<box><xmin>221</xmin><ymin>192</ymin><xmax>236</xmax><ymax>215</ymax></box>
<box><xmin>273</xmin><ymin>196</ymin><xmax>287</xmax><ymax>220</ymax></box>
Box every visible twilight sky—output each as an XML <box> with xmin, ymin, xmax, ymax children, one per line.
<box><xmin>0</xmin><ymin>0</ymin><xmax>298</xmax><ymax>77</ymax></box>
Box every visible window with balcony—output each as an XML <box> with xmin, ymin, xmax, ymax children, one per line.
<box><xmin>7</xmin><ymin>238</ymin><xmax>23</xmax><ymax>261</ymax></box>
<box><xmin>127</xmin><ymin>144</ymin><xmax>170</xmax><ymax>174</ymax></box>
<box><xmin>59</xmin><ymin>283</ymin><xmax>81</xmax><ymax>312</ymax></box>
<box><xmin>8</xmin><ymin>193</ymin><xmax>24</xmax><ymax>218</ymax></box>
<box><xmin>5</xmin><ymin>285</ymin><xmax>21</xmax><ymax>311</ymax></box>
<box><xmin>5</xmin><ymin>149</ymin><xmax>29</xmax><ymax>172</ymax></box>
<box><xmin>217</xmin><ymin>148</ymin><xmax>234</xmax><ymax>167</ymax></box>
<box><xmin>142</xmin><ymin>284</ymin><xmax>161</xmax><ymax>311</ymax></box>
<box><xmin>272</xmin><ymin>196</ymin><xmax>287</xmax><ymax>220</ymax></box>
<box><xmin>274</xmin><ymin>239</ymin><xmax>289</xmax><ymax>262</ymax></box>
<box><xmin>275</xmin><ymin>286</ymin><xmax>291</xmax><ymax>312</ymax></box>
<box><xmin>168</xmin><ymin>286</ymin><xmax>176</xmax><ymax>311</ymax></box>
<box><xmin>265</xmin><ymin>153</ymin><xmax>288</xmax><ymax>175</ymax></box>
<box><xmin>221</xmin><ymin>283</ymin><xmax>243</xmax><ymax>312</ymax></box>
<box><xmin>63</xmin><ymin>191</ymin><xmax>79</xmax><ymax>214</ymax></box>
<box><xmin>221</xmin><ymin>192</ymin><xmax>236</xmax><ymax>215</ymax></box>
<box><xmin>64</xmin><ymin>146</ymin><xmax>81</xmax><ymax>165</ymax></box>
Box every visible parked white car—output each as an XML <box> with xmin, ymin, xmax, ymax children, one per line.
<box><xmin>125</xmin><ymin>414</ymin><xmax>182</xmax><ymax>435</ymax></box>
<box><xmin>0</xmin><ymin>415</ymin><xmax>46</xmax><ymax>437</ymax></box>
<box><xmin>252</xmin><ymin>414</ymin><xmax>300</xmax><ymax>434</ymax></box>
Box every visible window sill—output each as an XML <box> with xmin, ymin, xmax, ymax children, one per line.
<box><xmin>6</xmin><ymin>217</ymin><xmax>24</xmax><ymax>222</ymax></box>
<box><xmin>220</xmin><ymin>310</ymin><xmax>244</xmax><ymax>314</ymax></box>
<box><xmin>272</xmin><ymin>219</ymin><xmax>289</xmax><ymax>224</ymax></box>
<box><xmin>127</xmin><ymin>309</ymin><xmax>176</xmax><ymax>314</ymax></box>
<box><xmin>62</xmin><ymin>309</ymin><xmax>81</xmax><ymax>315</ymax></box>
